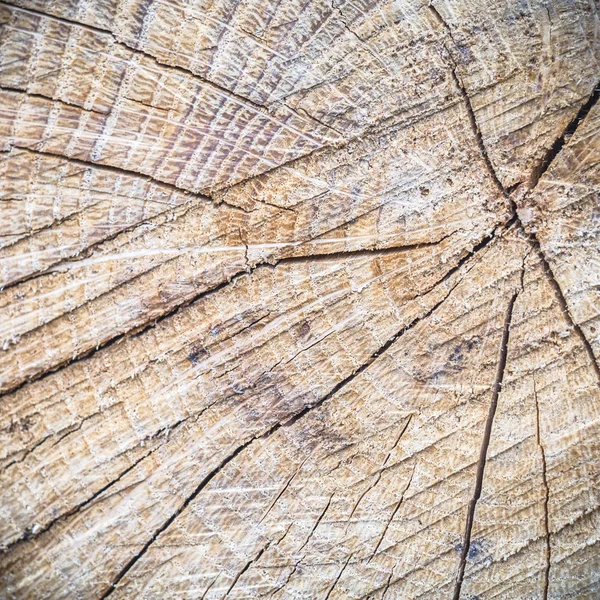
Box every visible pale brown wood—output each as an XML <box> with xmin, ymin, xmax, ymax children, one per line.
<box><xmin>0</xmin><ymin>1</ymin><xmax>599</xmax><ymax>598</ymax></box>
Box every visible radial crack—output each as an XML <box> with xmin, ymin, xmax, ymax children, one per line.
<box><xmin>278</xmin><ymin>237</ymin><xmax>449</xmax><ymax>265</ymax></box>
<box><xmin>298</xmin><ymin>494</ymin><xmax>334</xmax><ymax>554</ymax></box>
<box><xmin>428</xmin><ymin>4</ymin><xmax>508</xmax><ymax>201</ymax></box>
<box><xmin>0</xmin><ymin>146</ymin><xmax>221</xmax><ymax>214</ymax></box>
<box><xmin>279</xmin><ymin>230</ymin><xmax>499</xmax><ymax>441</ymax></box>
<box><xmin>431</xmin><ymin>1</ymin><xmax>600</xmax><ymax>388</ymax></box>
<box><xmin>0</xmin><ymin>224</ymin><xmax>482</xmax><ymax>400</ymax></box>
<box><xmin>4</xmin><ymin>227</ymin><xmax>497</xmax><ymax>596</ymax></box>
<box><xmin>259</xmin><ymin>456</ymin><xmax>310</xmax><ymax>524</ymax></box>
<box><xmin>0</xmin><ymin>256</ymin><xmax>247</xmax><ymax>397</ymax></box>
<box><xmin>532</xmin><ymin>241</ymin><xmax>600</xmax><ymax>386</ymax></box>
<box><xmin>533</xmin><ymin>376</ymin><xmax>551</xmax><ymax>600</ymax></box>
<box><xmin>224</xmin><ymin>542</ymin><xmax>270</xmax><ymax>597</ymax></box>
<box><xmin>3</xmin><ymin>402</ymin><xmax>223</xmax><ymax>550</ymax></box>
<box><xmin>98</xmin><ymin>436</ymin><xmax>260</xmax><ymax>598</ymax></box>
<box><xmin>2</xmin><ymin>445</ymin><xmax>154</xmax><ymax>552</ymax></box>
<box><xmin>0</xmin><ymin>85</ymin><xmax>109</xmax><ymax>115</ymax></box>
<box><xmin>452</xmin><ymin>287</ymin><xmax>519</xmax><ymax>600</ymax></box>
<box><xmin>3</xmin><ymin>100</ymin><xmax>333</xmax><ymax>209</ymax></box>
<box><xmin>346</xmin><ymin>415</ymin><xmax>412</xmax><ymax>530</ymax></box>
<box><xmin>529</xmin><ymin>81</ymin><xmax>600</xmax><ymax>188</ymax></box>
<box><xmin>267</xmin><ymin>561</ymin><xmax>300</xmax><ymax>598</ymax></box>
<box><xmin>0</xmin><ymin>202</ymin><xmax>194</xmax><ymax>292</ymax></box>
<box><xmin>94</xmin><ymin>228</ymin><xmax>496</xmax><ymax>596</ymax></box>
<box><xmin>323</xmin><ymin>554</ymin><xmax>352</xmax><ymax>600</ymax></box>
<box><xmin>518</xmin><ymin>75</ymin><xmax>600</xmax><ymax>386</ymax></box>
<box><xmin>369</xmin><ymin>463</ymin><xmax>416</xmax><ymax>561</ymax></box>
<box><xmin>0</xmin><ymin>1</ymin><xmax>342</xmax><ymax>143</ymax></box>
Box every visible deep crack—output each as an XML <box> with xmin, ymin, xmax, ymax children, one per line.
<box><xmin>452</xmin><ymin>288</ymin><xmax>519</xmax><ymax>600</ymax></box>
<box><xmin>529</xmin><ymin>82</ymin><xmax>600</xmax><ymax>188</ymax></box>
<box><xmin>431</xmin><ymin>0</ymin><xmax>600</xmax><ymax>391</ymax></box>
<box><xmin>533</xmin><ymin>376</ymin><xmax>551</xmax><ymax>600</ymax></box>
<box><xmin>97</xmin><ymin>227</ymin><xmax>498</xmax><ymax>597</ymax></box>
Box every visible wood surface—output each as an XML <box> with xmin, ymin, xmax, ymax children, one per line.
<box><xmin>0</xmin><ymin>0</ymin><xmax>599</xmax><ymax>598</ymax></box>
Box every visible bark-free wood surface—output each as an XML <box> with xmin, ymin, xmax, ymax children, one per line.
<box><xmin>0</xmin><ymin>1</ymin><xmax>599</xmax><ymax>598</ymax></box>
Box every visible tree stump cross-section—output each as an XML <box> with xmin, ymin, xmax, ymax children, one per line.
<box><xmin>0</xmin><ymin>0</ymin><xmax>599</xmax><ymax>598</ymax></box>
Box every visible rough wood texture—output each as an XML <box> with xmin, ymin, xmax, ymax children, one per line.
<box><xmin>0</xmin><ymin>1</ymin><xmax>599</xmax><ymax>598</ymax></box>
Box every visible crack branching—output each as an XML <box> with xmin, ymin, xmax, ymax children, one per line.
<box><xmin>0</xmin><ymin>236</ymin><xmax>452</xmax><ymax>399</ymax></box>
<box><xmin>267</xmin><ymin>561</ymin><xmax>300</xmax><ymax>598</ymax></box>
<box><xmin>520</xmin><ymin>77</ymin><xmax>600</xmax><ymax>385</ymax></box>
<box><xmin>99</xmin><ymin>380</ymin><xmax>340</xmax><ymax>598</ymax></box>
<box><xmin>98</xmin><ymin>227</ymin><xmax>498</xmax><ymax>597</ymax></box>
<box><xmin>3</xmin><ymin>5</ymin><xmax>598</xmax><ymax>600</ymax></box>
<box><xmin>431</xmin><ymin>2</ymin><xmax>600</xmax><ymax>389</ymax></box>
<box><xmin>452</xmin><ymin>288</ymin><xmax>519</xmax><ymax>600</ymax></box>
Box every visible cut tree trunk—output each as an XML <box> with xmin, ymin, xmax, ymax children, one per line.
<box><xmin>0</xmin><ymin>1</ymin><xmax>599</xmax><ymax>598</ymax></box>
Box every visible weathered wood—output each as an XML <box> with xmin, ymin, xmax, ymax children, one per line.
<box><xmin>0</xmin><ymin>0</ymin><xmax>599</xmax><ymax>598</ymax></box>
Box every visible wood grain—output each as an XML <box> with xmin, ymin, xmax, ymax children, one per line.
<box><xmin>0</xmin><ymin>0</ymin><xmax>599</xmax><ymax>598</ymax></box>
